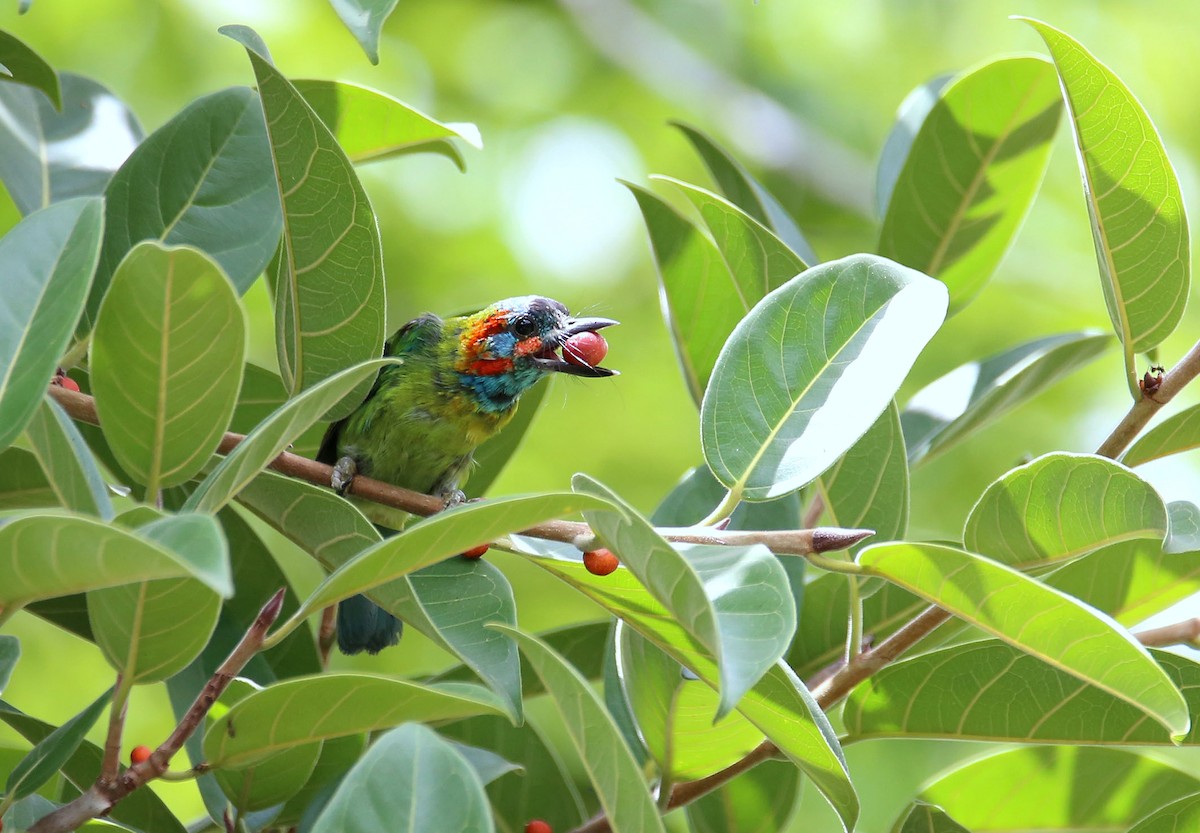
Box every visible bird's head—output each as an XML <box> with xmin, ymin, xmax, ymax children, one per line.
<box><xmin>454</xmin><ymin>296</ymin><xmax>618</xmax><ymax>411</ymax></box>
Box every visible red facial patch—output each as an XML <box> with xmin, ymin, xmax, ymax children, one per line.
<box><xmin>514</xmin><ymin>336</ymin><xmax>543</xmax><ymax>357</ymax></box>
<box><xmin>463</xmin><ymin>311</ymin><xmax>509</xmax><ymax>349</ymax></box>
<box><xmin>470</xmin><ymin>357</ymin><xmax>514</xmax><ymax>375</ymax></box>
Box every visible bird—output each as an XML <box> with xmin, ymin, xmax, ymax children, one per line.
<box><xmin>317</xmin><ymin>295</ymin><xmax>618</xmax><ymax>654</ymax></box>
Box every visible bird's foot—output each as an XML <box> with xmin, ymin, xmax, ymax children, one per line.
<box><xmin>331</xmin><ymin>456</ymin><xmax>358</xmax><ymax>495</ymax></box>
<box><xmin>439</xmin><ymin>488</ymin><xmax>468</xmax><ymax>510</ymax></box>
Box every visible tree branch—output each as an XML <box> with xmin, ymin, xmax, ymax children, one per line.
<box><xmin>46</xmin><ymin>385</ymin><xmax>871</xmax><ymax>557</ymax></box>
<box><xmin>1135</xmin><ymin>617</ymin><xmax>1200</xmax><ymax>648</ymax></box>
<box><xmin>1096</xmin><ymin>337</ymin><xmax>1200</xmax><ymax>458</ymax></box>
<box><xmin>29</xmin><ymin>590</ymin><xmax>286</xmax><ymax>833</ymax></box>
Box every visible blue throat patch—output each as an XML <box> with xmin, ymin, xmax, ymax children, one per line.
<box><xmin>458</xmin><ymin>365</ymin><xmax>543</xmax><ymax>413</ymax></box>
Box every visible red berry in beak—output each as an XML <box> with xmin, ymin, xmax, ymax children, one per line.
<box><xmin>562</xmin><ymin>331</ymin><xmax>608</xmax><ymax>369</ymax></box>
<box><xmin>525</xmin><ymin>821</ymin><xmax>553</xmax><ymax>833</ymax></box>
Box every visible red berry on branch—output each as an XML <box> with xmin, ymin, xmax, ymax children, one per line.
<box><xmin>130</xmin><ymin>745</ymin><xmax>152</xmax><ymax>765</ymax></box>
<box><xmin>583</xmin><ymin>548</ymin><xmax>619</xmax><ymax>576</ymax></box>
<box><xmin>562</xmin><ymin>331</ymin><xmax>608</xmax><ymax>368</ymax></box>
<box><xmin>461</xmin><ymin>544</ymin><xmax>489</xmax><ymax>559</ymax></box>
<box><xmin>59</xmin><ymin>376</ymin><xmax>80</xmax><ymax>392</ymax></box>
<box><xmin>525</xmin><ymin>821</ymin><xmax>552</xmax><ymax>833</ymax></box>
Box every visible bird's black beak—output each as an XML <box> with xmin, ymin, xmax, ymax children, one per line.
<box><xmin>533</xmin><ymin>317</ymin><xmax>620</xmax><ymax>377</ymax></box>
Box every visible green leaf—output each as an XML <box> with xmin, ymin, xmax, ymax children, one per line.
<box><xmin>231</xmin><ymin>363</ymin><xmax>323</xmax><ymax>459</ymax></box>
<box><xmin>1128</xmin><ymin>793</ymin><xmax>1200</xmax><ymax>833</ymax></box>
<box><xmin>0</xmin><ymin>700</ymin><xmax>187</xmax><ymax>833</ymax></box>
<box><xmin>291</xmin><ymin>491</ymin><xmax>611</xmax><ymax>624</ymax></box>
<box><xmin>439</xmin><ymin>715</ymin><xmax>588</xmax><ymax>832</ymax></box>
<box><xmin>702</xmin><ymin>254</ymin><xmax>947</xmax><ymax>501</ymax></box>
<box><xmin>236</xmin><ymin>470</ymin><xmax>523</xmax><ymax>720</ymax></box>
<box><xmin>1167</xmin><ymin>500</ymin><xmax>1200</xmax><ymax>553</ymax></box>
<box><xmin>495</xmin><ymin>625</ymin><xmax>667</xmax><ymax>833</ymax></box>
<box><xmin>274</xmin><ymin>734</ymin><xmax>365</xmax><ymax>827</ymax></box>
<box><xmin>90</xmin><ymin>242</ymin><xmax>246</xmax><ymax>494</ymax></box>
<box><xmin>920</xmin><ymin>747</ymin><xmax>1200</xmax><ymax>831</ymax></box>
<box><xmin>0</xmin><ymin>636</ymin><xmax>18</xmax><ymax>695</ymax></box>
<box><xmin>0</xmin><ymin>29</ymin><xmax>58</xmax><ymax>108</ymax></box>
<box><xmin>616</xmin><ymin>625</ymin><xmax>765</xmax><ymax>780</ymax></box>
<box><xmin>135</xmin><ymin>512</ymin><xmax>234</xmax><ymax>597</ymax></box>
<box><xmin>0</xmin><ymin>73</ymin><xmax>141</xmax><ymax>216</ymax></box>
<box><xmin>5</xmin><ymin>688</ymin><xmax>110</xmax><ymax>799</ymax></box>
<box><xmin>652</xmin><ymin>465</ymin><xmax>803</xmax><ymax>532</ymax></box>
<box><xmin>845</xmin><ymin>642</ymin><xmax>1200</xmax><ymax>746</ymax></box>
<box><xmin>576</xmin><ymin>475</ymin><xmax>795</xmax><ymax>717</ymax></box>
<box><xmin>671</xmin><ymin>121</ymin><xmax>817</xmax><ymax>264</ymax></box>
<box><xmin>875</xmin><ymin>75</ymin><xmax>953</xmax><ymax>218</ymax></box>
<box><xmin>0</xmin><ymin>448</ymin><xmax>55</xmax><ymax>510</ymax></box>
<box><xmin>223</xmin><ymin>26</ymin><xmax>386</xmax><ymax>413</ymax></box>
<box><xmin>1022</xmin><ymin>18</ymin><xmax>1191</xmax><ymax>397</ymax></box>
<box><xmin>0</xmin><ymin>196</ymin><xmax>103</xmax><ymax>451</ymax></box>
<box><xmin>657</xmin><ymin>175</ymin><xmax>808</xmax><ymax>297</ymax></box>
<box><xmin>891</xmin><ymin>803</ymin><xmax>970</xmax><ymax>833</ymax></box>
<box><xmin>204</xmin><ymin>675</ymin><xmax>504</xmax><ymax>769</ymax></box>
<box><xmin>326</xmin><ymin>0</ymin><xmax>400</xmax><ymax>65</ymax></box>
<box><xmin>878</xmin><ymin>56</ymin><xmax>1062</xmax><ymax>313</ymax></box>
<box><xmin>24</xmin><ymin>395</ymin><xmax>114</xmax><ymax>519</ymax></box>
<box><xmin>686</xmin><ymin>759</ymin><xmax>801</xmax><ymax>833</ymax></box>
<box><xmin>91</xmin><ymin>86</ymin><xmax>281</xmax><ymax>317</ymax></box>
<box><xmin>0</xmin><ymin>514</ymin><xmax>229</xmax><ymax>609</ymax></box>
<box><xmin>214</xmin><ymin>739</ymin><xmax>321</xmax><ymax>813</ymax></box>
<box><xmin>963</xmin><ymin>452</ymin><xmax>1167</xmax><ymax>570</ymax></box>
<box><xmin>184</xmin><ymin>358</ymin><xmax>395</xmax><ymax>513</ymax></box>
<box><xmin>466</xmin><ymin>378</ymin><xmax>548</xmax><ymax>497</ymax></box>
<box><xmin>515</xmin><ymin>543</ymin><xmax>857</xmax><ymax>830</ymax></box>
<box><xmin>311</xmin><ymin>724</ymin><xmax>490</xmax><ymax>833</ymax></box>
<box><xmin>902</xmin><ymin>331</ymin><xmax>1112</xmax><ymax>464</ymax></box>
<box><xmin>815</xmin><ymin>401</ymin><xmax>908</xmax><ymax>550</ymax></box>
<box><xmin>625</xmin><ymin>181</ymin><xmax>744</xmax><ymax>404</ymax></box>
<box><xmin>296</xmin><ymin>79</ymin><xmax>481</xmax><ymax>169</ymax></box>
<box><xmin>1124</xmin><ymin>403</ymin><xmax>1200</xmax><ymax>467</ymax></box>
<box><xmin>857</xmin><ymin>542</ymin><xmax>1190</xmax><ymax>738</ymax></box>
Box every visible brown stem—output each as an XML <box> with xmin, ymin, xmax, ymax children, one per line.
<box><xmin>29</xmin><ymin>590</ymin><xmax>286</xmax><ymax>833</ymax></box>
<box><xmin>318</xmin><ymin>605</ymin><xmax>338</xmax><ymax>668</ymax></box>
<box><xmin>99</xmin><ymin>673</ymin><xmax>128</xmax><ymax>785</ymax></box>
<box><xmin>1096</xmin><ymin>338</ymin><xmax>1200</xmax><ymax>459</ymax></box>
<box><xmin>1135</xmin><ymin>617</ymin><xmax>1200</xmax><ymax>648</ymax></box>
<box><xmin>46</xmin><ymin>386</ymin><xmax>871</xmax><ymax>557</ymax></box>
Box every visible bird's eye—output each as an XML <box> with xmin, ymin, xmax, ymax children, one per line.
<box><xmin>511</xmin><ymin>315</ymin><xmax>536</xmax><ymax>338</ymax></box>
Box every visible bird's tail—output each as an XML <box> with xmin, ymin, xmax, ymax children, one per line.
<box><xmin>336</xmin><ymin>594</ymin><xmax>403</xmax><ymax>655</ymax></box>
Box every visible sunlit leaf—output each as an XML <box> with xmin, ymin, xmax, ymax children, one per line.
<box><xmin>963</xmin><ymin>452</ymin><xmax>1167</xmax><ymax>570</ymax></box>
<box><xmin>891</xmin><ymin>802</ymin><xmax>970</xmax><ymax>833</ymax></box>
<box><xmin>1023</xmin><ymin>18</ymin><xmax>1190</xmax><ymax>397</ymax></box>
<box><xmin>0</xmin><ymin>197</ymin><xmax>103</xmax><ymax>451</ymax></box>
<box><xmin>326</xmin><ymin>0</ymin><xmax>400</xmax><ymax>65</ymax></box>
<box><xmin>702</xmin><ymin>254</ymin><xmax>947</xmax><ymax>501</ymax></box>
<box><xmin>875</xmin><ymin>75</ymin><xmax>953</xmax><ymax>218</ymax></box>
<box><xmin>1128</xmin><ymin>793</ymin><xmax>1200</xmax><ymax>833</ymax></box>
<box><xmin>878</xmin><ymin>56</ymin><xmax>1061</xmax><ymax>313</ymax></box>
<box><xmin>1124</xmin><ymin>403</ymin><xmax>1200</xmax><ymax>467</ymax></box>
<box><xmin>857</xmin><ymin>542</ymin><xmax>1189</xmax><ymax>738</ymax></box>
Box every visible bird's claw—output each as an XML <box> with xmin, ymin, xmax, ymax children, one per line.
<box><xmin>332</xmin><ymin>456</ymin><xmax>358</xmax><ymax>496</ymax></box>
<box><xmin>439</xmin><ymin>488</ymin><xmax>468</xmax><ymax>510</ymax></box>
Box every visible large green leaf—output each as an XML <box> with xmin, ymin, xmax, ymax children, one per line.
<box><xmin>296</xmin><ymin>79</ymin><xmax>481</xmax><ymax>169</ymax></box>
<box><xmin>845</xmin><ymin>643</ymin><xmax>1200</xmax><ymax>746</ymax></box>
<box><xmin>91</xmin><ymin>86</ymin><xmax>281</xmax><ymax>313</ymax></box>
<box><xmin>0</xmin><ymin>30</ymin><xmax>59</xmax><ymax>108</ymax></box>
<box><xmin>311</xmin><ymin>724</ymin><xmax>490</xmax><ymax>833</ymax></box>
<box><xmin>878</xmin><ymin>56</ymin><xmax>1061</xmax><ymax>313</ymax></box>
<box><xmin>91</xmin><ymin>242</ymin><xmax>246</xmax><ymax>494</ymax></box>
<box><xmin>920</xmin><ymin>747</ymin><xmax>1200</xmax><ymax>831</ymax></box>
<box><xmin>438</xmin><ymin>715</ymin><xmax>588</xmax><ymax>833</ymax></box>
<box><xmin>626</xmin><ymin>182</ymin><xmax>744</xmax><ymax>404</ymax></box>
<box><xmin>497</xmin><ymin>626</ymin><xmax>667</xmax><ymax>833</ymax></box>
<box><xmin>274</xmin><ymin>734</ymin><xmax>365</xmax><ymax>827</ymax></box>
<box><xmin>515</xmin><ymin>543</ymin><xmax>857</xmax><ymax>831</ymax></box>
<box><xmin>1023</xmin><ymin>19</ymin><xmax>1190</xmax><ymax>397</ymax></box>
<box><xmin>875</xmin><ymin>75</ymin><xmax>953</xmax><ymax>217</ymax></box>
<box><xmin>902</xmin><ymin>331</ymin><xmax>1112</xmax><ymax>464</ymax></box>
<box><xmin>0</xmin><ymin>196</ymin><xmax>103</xmax><ymax>451</ymax></box>
<box><xmin>815</xmin><ymin>402</ymin><xmax>908</xmax><ymax>550</ymax></box>
<box><xmin>1124</xmin><ymin>403</ymin><xmax>1200</xmax><ymax>467</ymax></box>
<box><xmin>686</xmin><ymin>759</ymin><xmax>801</xmax><ymax>833</ymax></box>
<box><xmin>236</xmin><ymin>470</ymin><xmax>524</xmax><ymax>720</ymax></box>
<box><xmin>326</xmin><ymin>0</ymin><xmax>400</xmax><ymax>64</ymax></box>
<box><xmin>203</xmin><ymin>675</ymin><xmax>504</xmax><ymax>769</ymax></box>
<box><xmin>5</xmin><ymin>688</ymin><xmax>110</xmax><ymax>800</ymax></box>
<box><xmin>576</xmin><ymin>476</ymin><xmax>795</xmax><ymax>717</ymax></box>
<box><xmin>0</xmin><ymin>448</ymin><xmax>55</xmax><ymax>510</ymax></box>
<box><xmin>857</xmin><ymin>542</ymin><xmax>1189</xmax><ymax>738</ymax></box>
<box><xmin>672</xmin><ymin>121</ymin><xmax>817</xmax><ymax>264</ymax></box>
<box><xmin>183</xmin><ymin>358</ymin><xmax>395</xmax><ymax>513</ymax></box>
<box><xmin>223</xmin><ymin>26</ymin><xmax>386</xmax><ymax>414</ymax></box>
<box><xmin>24</xmin><ymin>395</ymin><xmax>114</xmax><ymax>519</ymax></box>
<box><xmin>0</xmin><ymin>73</ymin><xmax>141</xmax><ymax>216</ymax></box>
<box><xmin>702</xmin><ymin>254</ymin><xmax>947</xmax><ymax>501</ymax></box>
<box><xmin>1128</xmin><ymin>793</ymin><xmax>1200</xmax><ymax>833</ymax></box>
<box><xmin>963</xmin><ymin>452</ymin><xmax>1167</xmax><ymax>570</ymax></box>
<box><xmin>0</xmin><ymin>514</ymin><xmax>229</xmax><ymax>610</ymax></box>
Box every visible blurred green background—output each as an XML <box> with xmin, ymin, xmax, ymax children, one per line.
<box><xmin>3</xmin><ymin>0</ymin><xmax>1200</xmax><ymax>829</ymax></box>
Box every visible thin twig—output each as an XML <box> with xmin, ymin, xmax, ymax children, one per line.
<box><xmin>99</xmin><ymin>673</ymin><xmax>130</xmax><ymax>785</ymax></box>
<box><xmin>1135</xmin><ymin>617</ymin><xmax>1200</xmax><ymax>648</ymax></box>
<box><xmin>46</xmin><ymin>386</ymin><xmax>872</xmax><ymax>557</ymax></box>
<box><xmin>1096</xmin><ymin>338</ymin><xmax>1200</xmax><ymax>458</ymax></box>
<box><xmin>29</xmin><ymin>590</ymin><xmax>286</xmax><ymax>833</ymax></box>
